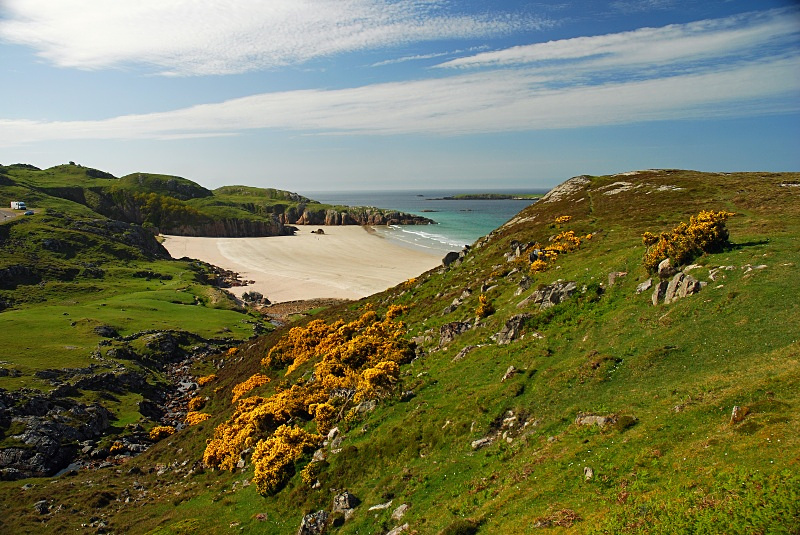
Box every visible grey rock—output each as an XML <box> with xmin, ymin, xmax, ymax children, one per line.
<box><xmin>332</xmin><ymin>491</ymin><xmax>360</xmax><ymax>513</ymax></box>
<box><xmin>664</xmin><ymin>272</ymin><xmax>702</xmax><ymax>304</ymax></box>
<box><xmin>471</xmin><ymin>437</ymin><xmax>494</xmax><ymax>450</ymax></box>
<box><xmin>635</xmin><ymin>278</ymin><xmax>653</xmax><ymax>294</ymax></box>
<box><xmin>494</xmin><ymin>314</ymin><xmax>531</xmax><ymax>345</ymax></box>
<box><xmin>368</xmin><ymin>500</ymin><xmax>393</xmax><ymax>511</ymax></box>
<box><xmin>651</xmin><ymin>280</ymin><xmax>668</xmax><ymax>305</ymax></box>
<box><xmin>392</xmin><ymin>503</ymin><xmax>410</xmax><ymax>521</ymax></box>
<box><xmin>657</xmin><ymin>258</ymin><xmax>676</xmax><ymax>279</ymax></box>
<box><xmin>34</xmin><ymin>499</ymin><xmax>49</xmax><ymax>514</ymax></box>
<box><xmin>442</xmin><ymin>251</ymin><xmax>461</xmax><ymax>267</ymax></box>
<box><xmin>297</xmin><ymin>510</ymin><xmax>329</xmax><ymax>535</ymax></box>
<box><xmin>575</xmin><ymin>413</ymin><xmax>616</xmax><ymax>427</ymax></box>
<box><xmin>452</xmin><ymin>345</ymin><xmax>477</xmax><ymax>362</ymax></box>
<box><xmin>518</xmin><ymin>280</ymin><xmax>577</xmax><ymax>310</ymax></box>
<box><xmin>386</xmin><ymin>524</ymin><xmax>410</xmax><ymax>535</ymax></box>
<box><xmin>439</xmin><ymin>321</ymin><xmax>471</xmax><ymax>347</ymax></box>
<box><xmin>584</xmin><ymin>466</ymin><xmax>594</xmax><ymax>481</ymax></box>
<box><xmin>607</xmin><ymin>271</ymin><xmax>627</xmax><ymax>287</ymax></box>
<box><xmin>501</xmin><ymin>366</ymin><xmax>518</xmax><ymax>382</ymax></box>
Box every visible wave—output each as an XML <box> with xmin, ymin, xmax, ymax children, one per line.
<box><xmin>377</xmin><ymin>225</ymin><xmax>467</xmax><ymax>253</ymax></box>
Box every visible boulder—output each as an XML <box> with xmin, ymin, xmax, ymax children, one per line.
<box><xmin>663</xmin><ymin>272</ymin><xmax>703</xmax><ymax>304</ymax></box>
<box><xmin>494</xmin><ymin>314</ymin><xmax>531</xmax><ymax>345</ymax></box>
<box><xmin>575</xmin><ymin>413</ymin><xmax>616</xmax><ymax>428</ymax></box>
<box><xmin>657</xmin><ymin>258</ymin><xmax>677</xmax><ymax>279</ymax></box>
<box><xmin>297</xmin><ymin>510</ymin><xmax>329</xmax><ymax>535</ymax></box>
<box><xmin>392</xmin><ymin>504</ymin><xmax>410</xmax><ymax>521</ymax></box>
<box><xmin>518</xmin><ymin>281</ymin><xmax>577</xmax><ymax>310</ymax></box>
<box><xmin>439</xmin><ymin>321</ymin><xmax>471</xmax><ymax>346</ymax></box>
<box><xmin>442</xmin><ymin>251</ymin><xmax>461</xmax><ymax>267</ymax></box>
<box><xmin>607</xmin><ymin>271</ymin><xmax>627</xmax><ymax>287</ymax></box>
<box><xmin>332</xmin><ymin>491</ymin><xmax>359</xmax><ymax>514</ymax></box>
<box><xmin>651</xmin><ymin>280</ymin><xmax>668</xmax><ymax>306</ymax></box>
<box><xmin>635</xmin><ymin>278</ymin><xmax>653</xmax><ymax>294</ymax></box>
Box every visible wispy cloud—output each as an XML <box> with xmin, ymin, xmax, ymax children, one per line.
<box><xmin>370</xmin><ymin>46</ymin><xmax>490</xmax><ymax>67</ymax></box>
<box><xmin>0</xmin><ymin>9</ymin><xmax>797</xmax><ymax>146</ymax></box>
<box><xmin>0</xmin><ymin>0</ymin><xmax>545</xmax><ymax>76</ymax></box>
<box><xmin>1</xmin><ymin>54</ymin><xmax>797</xmax><ymax>146</ymax></box>
<box><xmin>435</xmin><ymin>8</ymin><xmax>800</xmax><ymax>71</ymax></box>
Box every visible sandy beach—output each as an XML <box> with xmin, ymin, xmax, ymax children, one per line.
<box><xmin>162</xmin><ymin>226</ymin><xmax>443</xmax><ymax>303</ymax></box>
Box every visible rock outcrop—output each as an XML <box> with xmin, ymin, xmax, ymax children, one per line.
<box><xmin>518</xmin><ymin>281</ymin><xmax>578</xmax><ymax>310</ymax></box>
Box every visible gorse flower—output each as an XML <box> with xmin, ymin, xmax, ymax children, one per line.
<box><xmin>203</xmin><ymin>307</ymin><xmax>413</xmax><ymax>495</ymax></box>
<box><xmin>642</xmin><ymin>210</ymin><xmax>734</xmax><ymax>272</ymax></box>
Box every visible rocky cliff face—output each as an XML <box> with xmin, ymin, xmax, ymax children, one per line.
<box><xmin>279</xmin><ymin>207</ymin><xmax>434</xmax><ymax>227</ymax></box>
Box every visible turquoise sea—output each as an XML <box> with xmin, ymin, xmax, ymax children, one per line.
<box><xmin>301</xmin><ymin>189</ymin><xmax>548</xmax><ymax>255</ymax></box>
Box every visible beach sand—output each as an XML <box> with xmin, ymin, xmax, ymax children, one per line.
<box><xmin>161</xmin><ymin>226</ymin><xmax>443</xmax><ymax>303</ymax></box>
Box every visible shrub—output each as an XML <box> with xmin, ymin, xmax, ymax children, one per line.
<box><xmin>231</xmin><ymin>373</ymin><xmax>270</xmax><ymax>403</ymax></box>
<box><xmin>197</xmin><ymin>374</ymin><xmax>217</xmax><ymax>386</ymax></box>
<box><xmin>188</xmin><ymin>396</ymin><xmax>206</xmax><ymax>411</ymax></box>
<box><xmin>642</xmin><ymin>210</ymin><xmax>734</xmax><ymax>272</ymax></box>
<box><xmin>149</xmin><ymin>425</ymin><xmax>176</xmax><ymax>441</ymax></box>
<box><xmin>475</xmin><ymin>294</ymin><xmax>495</xmax><ymax>318</ymax></box>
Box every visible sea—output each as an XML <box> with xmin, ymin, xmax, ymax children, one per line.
<box><xmin>300</xmin><ymin>189</ymin><xmax>548</xmax><ymax>255</ymax></box>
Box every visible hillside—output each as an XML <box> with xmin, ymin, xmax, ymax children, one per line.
<box><xmin>1</xmin><ymin>169</ymin><xmax>799</xmax><ymax>534</ymax></box>
<box><xmin>0</xmin><ymin>163</ymin><xmax>434</xmax><ymax>238</ymax></box>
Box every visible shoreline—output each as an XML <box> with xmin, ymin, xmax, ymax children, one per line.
<box><xmin>161</xmin><ymin>226</ymin><xmax>443</xmax><ymax>303</ymax></box>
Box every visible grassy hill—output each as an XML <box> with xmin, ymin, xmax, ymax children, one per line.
<box><xmin>0</xmin><ymin>169</ymin><xmax>798</xmax><ymax>533</ymax></box>
<box><xmin>0</xmin><ymin>163</ymin><xmax>432</xmax><ymax>236</ymax></box>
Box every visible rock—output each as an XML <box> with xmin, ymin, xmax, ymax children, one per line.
<box><xmin>607</xmin><ymin>271</ymin><xmax>627</xmax><ymax>287</ymax></box>
<box><xmin>386</xmin><ymin>524</ymin><xmax>409</xmax><ymax>535</ymax></box>
<box><xmin>353</xmin><ymin>400</ymin><xmax>376</xmax><ymax>414</ymax></box>
<box><xmin>664</xmin><ymin>272</ymin><xmax>702</xmax><ymax>304</ymax></box>
<box><xmin>332</xmin><ymin>491</ymin><xmax>360</xmax><ymax>513</ymax></box>
<box><xmin>93</xmin><ymin>325</ymin><xmax>119</xmax><ymax>338</ymax></box>
<box><xmin>518</xmin><ymin>280</ymin><xmax>577</xmax><ymax>310</ymax></box>
<box><xmin>34</xmin><ymin>499</ymin><xmax>49</xmax><ymax>515</ymax></box>
<box><xmin>368</xmin><ymin>500</ymin><xmax>393</xmax><ymax>511</ymax></box>
<box><xmin>452</xmin><ymin>345</ymin><xmax>477</xmax><ymax>362</ymax></box>
<box><xmin>439</xmin><ymin>321</ymin><xmax>471</xmax><ymax>346</ymax></box>
<box><xmin>575</xmin><ymin>413</ymin><xmax>616</xmax><ymax>428</ymax></box>
<box><xmin>471</xmin><ymin>437</ymin><xmax>494</xmax><ymax>450</ymax></box>
<box><xmin>494</xmin><ymin>314</ymin><xmax>532</xmax><ymax>345</ymax></box>
<box><xmin>635</xmin><ymin>278</ymin><xmax>653</xmax><ymax>294</ymax></box>
<box><xmin>442</xmin><ymin>251</ymin><xmax>461</xmax><ymax>267</ymax></box>
<box><xmin>391</xmin><ymin>504</ymin><xmax>410</xmax><ymax>521</ymax></box>
<box><xmin>540</xmin><ymin>175</ymin><xmax>591</xmax><ymax>204</ymax></box>
<box><xmin>651</xmin><ymin>280</ymin><xmax>668</xmax><ymax>305</ymax></box>
<box><xmin>657</xmin><ymin>258</ymin><xmax>676</xmax><ymax>279</ymax></box>
<box><xmin>501</xmin><ymin>366</ymin><xmax>518</xmax><ymax>382</ymax></box>
<box><xmin>327</xmin><ymin>427</ymin><xmax>340</xmax><ymax>441</ymax></box>
<box><xmin>584</xmin><ymin>466</ymin><xmax>594</xmax><ymax>481</ymax></box>
<box><xmin>297</xmin><ymin>510</ymin><xmax>329</xmax><ymax>535</ymax></box>
<box><xmin>730</xmin><ymin>405</ymin><xmax>749</xmax><ymax>425</ymax></box>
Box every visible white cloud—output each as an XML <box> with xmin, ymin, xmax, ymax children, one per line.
<box><xmin>436</xmin><ymin>8</ymin><xmax>800</xmax><ymax>70</ymax></box>
<box><xmin>0</xmin><ymin>0</ymin><xmax>543</xmax><ymax>75</ymax></box>
<box><xmin>1</xmin><ymin>54</ymin><xmax>798</xmax><ymax>146</ymax></box>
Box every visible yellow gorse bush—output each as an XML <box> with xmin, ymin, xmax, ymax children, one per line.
<box><xmin>203</xmin><ymin>305</ymin><xmax>413</xmax><ymax>495</ymax></box>
<box><xmin>642</xmin><ymin>210</ymin><xmax>734</xmax><ymax>272</ymax></box>
<box><xmin>197</xmin><ymin>374</ymin><xmax>217</xmax><ymax>386</ymax></box>
<box><xmin>149</xmin><ymin>425</ymin><xmax>175</xmax><ymax>441</ymax></box>
<box><xmin>185</xmin><ymin>411</ymin><xmax>211</xmax><ymax>425</ymax></box>
<box><xmin>527</xmin><ymin>216</ymin><xmax>589</xmax><ymax>275</ymax></box>
<box><xmin>231</xmin><ymin>373</ymin><xmax>270</xmax><ymax>403</ymax></box>
<box><xmin>187</xmin><ymin>396</ymin><xmax>206</xmax><ymax>412</ymax></box>
<box><xmin>475</xmin><ymin>294</ymin><xmax>495</xmax><ymax>318</ymax></box>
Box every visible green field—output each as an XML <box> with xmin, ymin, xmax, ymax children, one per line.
<box><xmin>1</xmin><ymin>169</ymin><xmax>799</xmax><ymax>534</ymax></box>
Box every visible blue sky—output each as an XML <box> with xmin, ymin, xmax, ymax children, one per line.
<box><xmin>1</xmin><ymin>0</ymin><xmax>798</xmax><ymax>192</ymax></box>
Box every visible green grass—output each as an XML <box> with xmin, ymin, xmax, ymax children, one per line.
<box><xmin>0</xmin><ymin>169</ymin><xmax>799</xmax><ymax>534</ymax></box>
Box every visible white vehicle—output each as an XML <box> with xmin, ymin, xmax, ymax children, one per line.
<box><xmin>10</xmin><ymin>201</ymin><xmax>27</xmax><ymax>210</ymax></box>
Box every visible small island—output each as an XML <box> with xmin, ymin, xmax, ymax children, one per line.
<box><xmin>429</xmin><ymin>193</ymin><xmax>544</xmax><ymax>201</ymax></box>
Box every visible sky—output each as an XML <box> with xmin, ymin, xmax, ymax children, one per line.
<box><xmin>1</xmin><ymin>1</ymin><xmax>799</xmax><ymax>192</ymax></box>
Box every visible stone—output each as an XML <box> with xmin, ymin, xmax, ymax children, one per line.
<box><xmin>608</xmin><ymin>271</ymin><xmax>627</xmax><ymax>287</ymax></box>
<box><xmin>439</xmin><ymin>321</ymin><xmax>471</xmax><ymax>346</ymax></box>
<box><xmin>471</xmin><ymin>437</ymin><xmax>494</xmax><ymax>450</ymax></box>
<box><xmin>657</xmin><ymin>258</ymin><xmax>676</xmax><ymax>279</ymax></box>
<box><xmin>501</xmin><ymin>366</ymin><xmax>518</xmax><ymax>382</ymax></box>
<box><xmin>386</xmin><ymin>524</ymin><xmax>409</xmax><ymax>535</ymax></box>
<box><xmin>442</xmin><ymin>251</ymin><xmax>461</xmax><ymax>267</ymax></box>
<box><xmin>575</xmin><ymin>413</ymin><xmax>616</xmax><ymax>427</ymax></box>
<box><xmin>34</xmin><ymin>499</ymin><xmax>49</xmax><ymax>515</ymax></box>
<box><xmin>368</xmin><ymin>500</ymin><xmax>393</xmax><ymax>511</ymax></box>
<box><xmin>494</xmin><ymin>314</ymin><xmax>532</xmax><ymax>345</ymax></box>
<box><xmin>635</xmin><ymin>278</ymin><xmax>653</xmax><ymax>294</ymax></box>
<box><xmin>664</xmin><ymin>272</ymin><xmax>702</xmax><ymax>304</ymax></box>
<box><xmin>297</xmin><ymin>510</ymin><xmax>329</xmax><ymax>535</ymax></box>
<box><xmin>452</xmin><ymin>345</ymin><xmax>477</xmax><ymax>362</ymax></box>
<box><xmin>518</xmin><ymin>280</ymin><xmax>577</xmax><ymax>310</ymax></box>
<box><xmin>584</xmin><ymin>466</ymin><xmax>594</xmax><ymax>481</ymax></box>
<box><xmin>332</xmin><ymin>491</ymin><xmax>360</xmax><ymax>513</ymax></box>
<box><xmin>730</xmin><ymin>405</ymin><xmax>749</xmax><ymax>425</ymax></box>
<box><xmin>391</xmin><ymin>503</ymin><xmax>410</xmax><ymax>521</ymax></box>
<box><xmin>651</xmin><ymin>280</ymin><xmax>668</xmax><ymax>305</ymax></box>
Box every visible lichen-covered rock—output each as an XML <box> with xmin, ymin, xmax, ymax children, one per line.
<box><xmin>298</xmin><ymin>510</ymin><xmax>329</xmax><ymax>535</ymax></box>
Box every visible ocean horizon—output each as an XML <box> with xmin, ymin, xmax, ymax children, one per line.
<box><xmin>300</xmin><ymin>189</ymin><xmax>548</xmax><ymax>255</ymax></box>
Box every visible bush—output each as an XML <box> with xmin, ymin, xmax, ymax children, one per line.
<box><xmin>642</xmin><ymin>210</ymin><xmax>734</xmax><ymax>272</ymax></box>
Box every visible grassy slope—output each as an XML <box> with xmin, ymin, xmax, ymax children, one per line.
<box><xmin>1</xmin><ymin>170</ymin><xmax>798</xmax><ymax>534</ymax></box>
